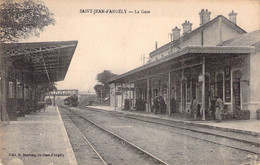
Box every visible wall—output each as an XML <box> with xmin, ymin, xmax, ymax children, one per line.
<box><xmin>149</xmin><ymin>47</ymin><xmax>179</xmax><ymax>62</ymax></box>
<box><xmin>221</xmin><ymin>22</ymin><xmax>242</xmax><ymax>43</ymax></box>
<box><xmin>231</xmin><ymin>55</ymin><xmax>250</xmax><ymax>112</ymax></box>
<box><xmin>203</xmin><ymin>21</ymin><xmax>220</xmax><ymax>45</ymax></box>
<box><xmin>1</xmin><ymin>61</ymin><xmax>37</xmax><ymax>121</ymax></box>
<box><xmin>181</xmin><ymin>31</ymin><xmax>202</xmax><ymax>47</ymax></box>
<box><xmin>109</xmin><ymin>84</ymin><xmax>116</xmax><ymax>108</ymax></box>
<box><xmin>249</xmin><ymin>46</ymin><xmax>260</xmax><ymax>119</ymax></box>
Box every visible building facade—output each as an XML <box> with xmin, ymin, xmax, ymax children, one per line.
<box><xmin>109</xmin><ymin>9</ymin><xmax>260</xmax><ymax>120</ymax></box>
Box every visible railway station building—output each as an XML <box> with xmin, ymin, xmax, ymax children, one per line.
<box><xmin>0</xmin><ymin>41</ymin><xmax>78</xmax><ymax>121</ymax></box>
<box><xmin>109</xmin><ymin>9</ymin><xmax>260</xmax><ymax>120</ymax></box>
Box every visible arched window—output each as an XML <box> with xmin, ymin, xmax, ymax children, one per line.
<box><xmin>233</xmin><ymin>70</ymin><xmax>242</xmax><ymax>110</ymax></box>
<box><xmin>216</xmin><ymin>73</ymin><xmax>223</xmax><ymax>100</ymax></box>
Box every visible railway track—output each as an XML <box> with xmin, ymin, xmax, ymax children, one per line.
<box><xmin>59</xmin><ymin>105</ymin><xmax>170</xmax><ymax>165</ymax></box>
<box><xmin>82</xmin><ymin>106</ymin><xmax>260</xmax><ymax>156</ymax></box>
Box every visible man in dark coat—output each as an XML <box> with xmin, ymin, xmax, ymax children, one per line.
<box><xmin>154</xmin><ymin>97</ymin><xmax>160</xmax><ymax>115</ymax></box>
<box><xmin>209</xmin><ymin>96</ymin><xmax>217</xmax><ymax>120</ymax></box>
<box><xmin>159</xmin><ymin>96</ymin><xmax>167</xmax><ymax>114</ymax></box>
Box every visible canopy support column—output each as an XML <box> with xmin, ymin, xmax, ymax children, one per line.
<box><xmin>146</xmin><ymin>78</ymin><xmax>150</xmax><ymax>112</ymax></box>
<box><xmin>114</xmin><ymin>83</ymin><xmax>117</xmax><ymax>110</ymax></box>
<box><xmin>168</xmin><ymin>72</ymin><xmax>171</xmax><ymax>115</ymax></box>
<box><xmin>121</xmin><ymin>83</ymin><xmax>123</xmax><ymax>110</ymax></box>
<box><xmin>34</xmin><ymin>84</ymin><xmax>37</xmax><ymax>112</ymax></box>
<box><xmin>0</xmin><ymin>59</ymin><xmax>9</xmax><ymax>122</ymax></box>
<box><xmin>21</xmin><ymin>72</ymin><xmax>25</xmax><ymax>117</ymax></box>
<box><xmin>202</xmin><ymin>56</ymin><xmax>206</xmax><ymax>121</ymax></box>
<box><xmin>180</xmin><ymin>63</ymin><xmax>184</xmax><ymax>113</ymax></box>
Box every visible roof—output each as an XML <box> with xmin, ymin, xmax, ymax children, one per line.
<box><xmin>109</xmin><ymin>45</ymin><xmax>255</xmax><ymax>83</ymax></box>
<box><xmin>149</xmin><ymin>15</ymin><xmax>246</xmax><ymax>58</ymax></box>
<box><xmin>1</xmin><ymin>40</ymin><xmax>78</xmax><ymax>83</ymax></box>
<box><xmin>222</xmin><ymin>30</ymin><xmax>260</xmax><ymax>46</ymax></box>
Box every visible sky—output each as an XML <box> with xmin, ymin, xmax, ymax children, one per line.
<box><xmin>22</xmin><ymin>0</ymin><xmax>260</xmax><ymax>92</ymax></box>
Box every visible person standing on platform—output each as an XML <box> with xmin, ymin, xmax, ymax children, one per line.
<box><xmin>135</xmin><ymin>98</ymin><xmax>141</xmax><ymax>111</ymax></box>
<box><xmin>154</xmin><ymin>97</ymin><xmax>160</xmax><ymax>115</ymax></box>
<box><xmin>170</xmin><ymin>98</ymin><xmax>176</xmax><ymax>113</ymax></box>
<box><xmin>215</xmin><ymin>96</ymin><xmax>224</xmax><ymax>122</ymax></box>
<box><xmin>210</xmin><ymin>96</ymin><xmax>217</xmax><ymax>120</ymax></box>
<box><xmin>159</xmin><ymin>96</ymin><xmax>166</xmax><ymax>114</ymax></box>
<box><xmin>190</xmin><ymin>96</ymin><xmax>199</xmax><ymax>120</ymax></box>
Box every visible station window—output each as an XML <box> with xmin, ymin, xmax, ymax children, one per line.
<box><xmin>8</xmin><ymin>82</ymin><xmax>15</xmax><ymax>98</ymax></box>
<box><xmin>29</xmin><ymin>89</ymin><xmax>32</xmax><ymax>100</ymax></box>
<box><xmin>17</xmin><ymin>84</ymin><xmax>23</xmax><ymax>99</ymax></box>
<box><xmin>24</xmin><ymin>87</ymin><xmax>30</xmax><ymax>99</ymax></box>
<box><xmin>216</xmin><ymin>73</ymin><xmax>224</xmax><ymax>101</ymax></box>
<box><xmin>32</xmin><ymin>89</ymin><xmax>35</xmax><ymax>100</ymax></box>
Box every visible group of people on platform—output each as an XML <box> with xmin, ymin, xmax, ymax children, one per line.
<box><xmin>132</xmin><ymin>94</ymin><xmax>224</xmax><ymax>122</ymax></box>
<box><xmin>190</xmin><ymin>95</ymin><xmax>224</xmax><ymax>122</ymax></box>
<box><xmin>134</xmin><ymin>96</ymin><xmax>167</xmax><ymax>114</ymax></box>
<box><xmin>153</xmin><ymin>96</ymin><xmax>167</xmax><ymax>115</ymax></box>
<box><xmin>135</xmin><ymin>98</ymin><xmax>146</xmax><ymax>111</ymax></box>
<box><xmin>209</xmin><ymin>96</ymin><xmax>224</xmax><ymax>122</ymax></box>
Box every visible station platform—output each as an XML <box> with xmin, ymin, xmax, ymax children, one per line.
<box><xmin>0</xmin><ymin>106</ymin><xmax>77</xmax><ymax>165</ymax></box>
<box><xmin>87</xmin><ymin>106</ymin><xmax>260</xmax><ymax>136</ymax></box>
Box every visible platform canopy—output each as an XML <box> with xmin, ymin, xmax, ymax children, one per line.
<box><xmin>1</xmin><ymin>40</ymin><xmax>78</xmax><ymax>83</ymax></box>
<box><xmin>109</xmin><ymin>45</ymin><xmax>255</xmax><ymax>83</ymax></box>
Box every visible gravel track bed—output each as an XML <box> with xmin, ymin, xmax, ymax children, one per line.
<box><xmin>85</xmin><ymin>107</ymin><xmax>260</xmax><ymax>145</ymax></box>
<box><xmin>59</xmin><ymin>107</ymin><xmax>103</xmax><ymax>165</ymax></box>
<box><xmin>71</xmin><ymin>107</ymin><xmax>259</xmax><ymax>165</ymax></box>
<box><xmin>63</xmin><ymin>107</ymin><xmax>160</xmax><ymax>165</ymax></box>
<box><xmin>122</xmin><ymin>116</ymin><xmax>260</xmax><ymax>154</ymax></box>
<box><xmin>125</xmin><ymin>114</ymin><xmax>260</xmax><ymax>144</ymax></box>
<box><xmin>82</xmin><ymin>108</ymin><xmax>260</xmax><ymax>153</ymax></box>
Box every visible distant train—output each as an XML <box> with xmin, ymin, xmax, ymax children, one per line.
<box><xmin>64</xmin><ymin>94</ymin><xmax>79</xmax><ymax>107</ymax></box>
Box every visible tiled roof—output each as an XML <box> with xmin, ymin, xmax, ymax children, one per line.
<box><xmin>222</xmin><ymin>30</ymin><xmax>260</xmax><ymax>46</ymax></box>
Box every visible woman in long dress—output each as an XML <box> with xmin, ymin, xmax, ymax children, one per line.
<box><xmin>215</xmin><ymin>96</ymin><xmax>224</xmax><ymax>122</ymax></box>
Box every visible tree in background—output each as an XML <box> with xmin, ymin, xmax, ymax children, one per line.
<box><xmin>94</xmin><ymin>84</ymin><xmax>105</xmax><ymax>100</ymax></box>
<box><xmin>36</xmin><ymin>82</ymin><xmax>57</xmax><ymax>101</ymax></box>
<box><xmin>96</xmin><ymin>70</ymin><xmax>117</xmax><ymax>85</ymax></box>
<box><xmin>94</xmin><ymin>70</ymin><xmax>117</xmax><ymax>103</ymax></box>
<box><xmin>0</xmin><ymin>0</ymin><xmax>55</xmax><ymax>43</ymax></box>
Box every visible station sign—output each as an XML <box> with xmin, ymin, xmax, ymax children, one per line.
<box><xmin>198</xmin><ymin>75</ymin><xmax>203</xmax><ymax>82</ymax></box>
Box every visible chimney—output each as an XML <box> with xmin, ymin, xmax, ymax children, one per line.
<box><xmin>199</xmin><ymin>9</ymin><xmax>211</xmax><ymax>25</ymax></box>
<box><xmin>172</xmin><ymin>26</ymin><xmax>181</xmax><ymax>40</ymax></box>
<box><xmin>182</xmin><ymin>20</ymin><xmax>192</xmax><ymax>35</ymax></box>
<box><xmin>155</xmin><ymin>41</ymin><xmax>158</xmax><ymax>50</ymax></box>
<box><xmin>228</xmin><ymin>10</ymin><xmax>237</xmax><ymax>24</ymax></box>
